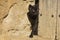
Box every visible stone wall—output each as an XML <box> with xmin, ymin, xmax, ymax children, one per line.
<box><xmin>0</xmin><ymin>0</ymin><xmax>40</xmax><ymax>40</ymax></box>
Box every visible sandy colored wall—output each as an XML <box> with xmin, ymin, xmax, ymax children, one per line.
<box><xmin>0</xmin><ymin>0</ymin><xmax>37</xmax><ymax>40</ymax></box>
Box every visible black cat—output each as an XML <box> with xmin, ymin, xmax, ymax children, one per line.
<box><xmin>27</xmin><ymin>4</ymin><xmax>38</xmax><ymax>38</ymax></box>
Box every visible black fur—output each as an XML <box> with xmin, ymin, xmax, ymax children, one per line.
<box><xmin>27</xmin><ymin>4</ymin><xmax>38</xmax><ymax>38</ymax></box>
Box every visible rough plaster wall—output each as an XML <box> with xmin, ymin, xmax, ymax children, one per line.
<box><xmin>2</xmin><ymin>0</ymin><xmax>32</xmax><ymax>36</ymax></box>
<box><xmin>0</xmin><ymin>0</ymin><xmax>8</xmax><ymax>22</ymax></box>
<box><xmin>0</xmin><ymin>0</ymin><xmax>40</xmax><ymax>40</ymax></box>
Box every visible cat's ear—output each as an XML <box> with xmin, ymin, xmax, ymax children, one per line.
<box><xmin>28</xmin><ymin>4</ymin><xmax>32</xmax><ymax>10</ymax></box>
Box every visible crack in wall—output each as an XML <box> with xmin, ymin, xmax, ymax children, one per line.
<box><xmin>0</xmin><ymin>3</ymin><xmax>17</xmax><ymax>23</ymax></box>
<box><xmin>55</xmin><ymin>0</ymin><xmax>58</xmax><ymax>40</ymax></box>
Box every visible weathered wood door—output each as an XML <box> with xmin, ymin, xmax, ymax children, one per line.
<box><xmin>57</xmin><ymin>0</ymin><xmax>60</xmax><ymax>40</ymax></box>
<box><xmin>39</xmin><ymin>0</ymin><xmax>57</xmax><ymax>40</ymax></box>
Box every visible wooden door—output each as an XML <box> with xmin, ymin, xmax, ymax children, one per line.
<box><xmin>39</xmin><ymin>0</ymin><xmax>57</xmax><ymax>40</ymax></box>
<box><xmin>57</xmin><ymin>0</ymin><xmax>60</xmax><ymax>40</ymax></box>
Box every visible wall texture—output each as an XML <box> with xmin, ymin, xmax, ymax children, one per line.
<box><xmin>0</xmin><ymin>0</ymin><xmax>39</xmax><ymax>40</ymax></box>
